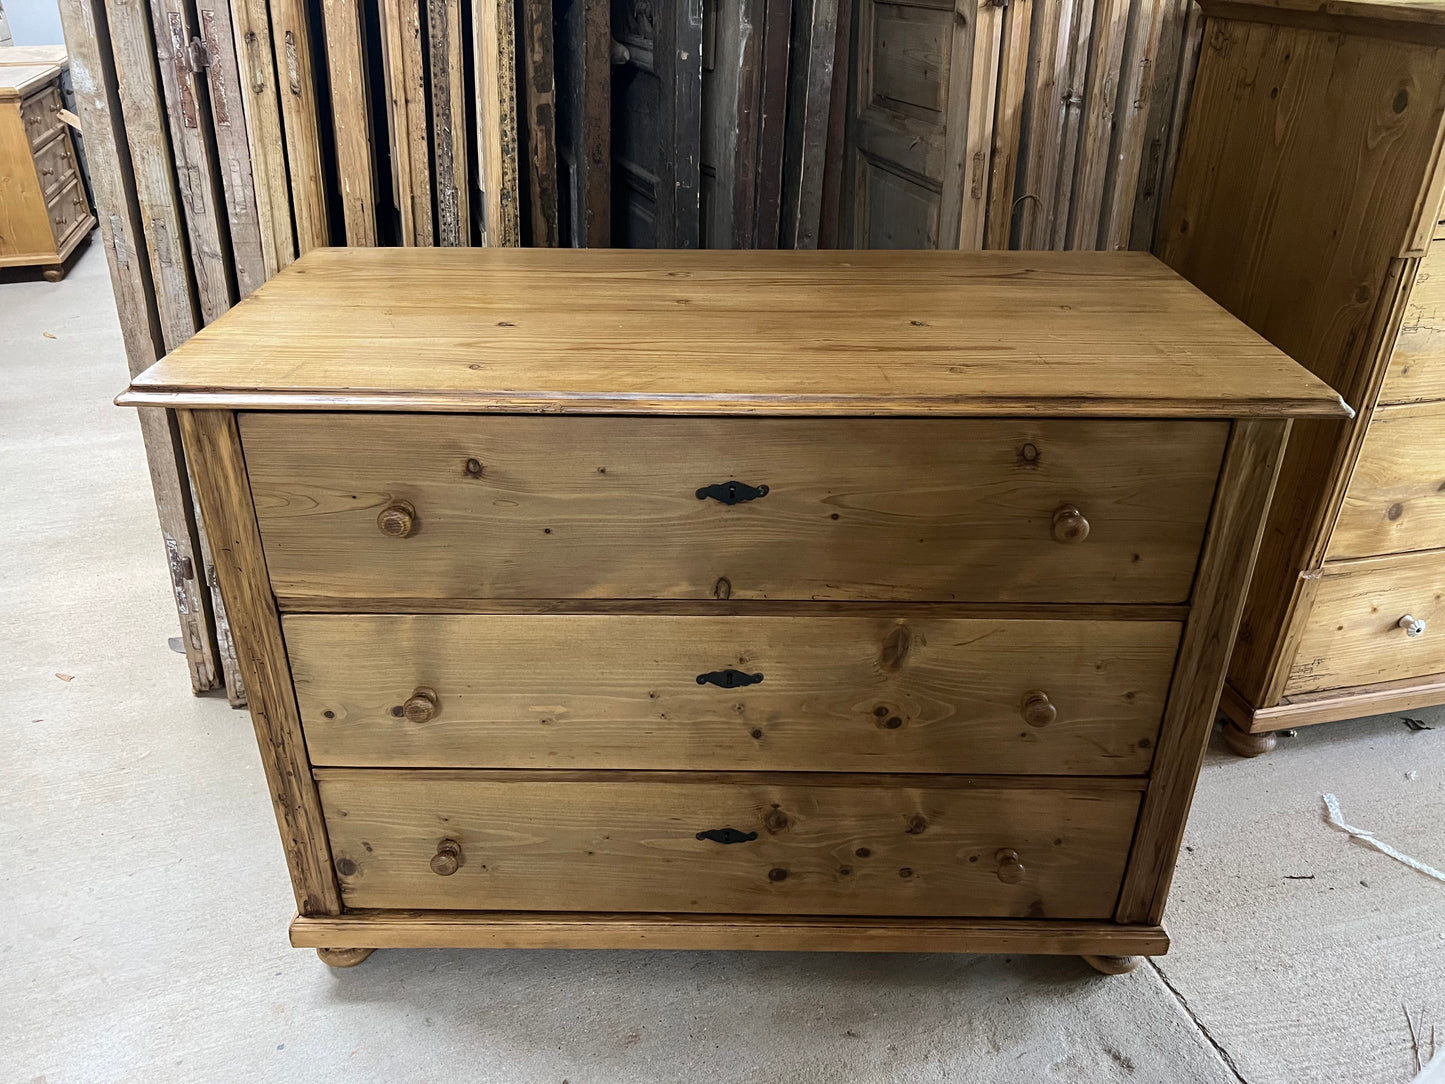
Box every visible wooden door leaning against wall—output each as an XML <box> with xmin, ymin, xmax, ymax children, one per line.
<box><xmin>843</xmin><ymin>0</ymin><xmax>1004</xmax><ymax>248</ymax></box>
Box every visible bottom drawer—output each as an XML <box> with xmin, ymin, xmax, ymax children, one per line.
<box><xmin>319</xmin><ymin>770</ymin><xmax>1142</xmax><ymax>918</ymax></box>
<box><xmin>1286</xmin><ymin>549</ymin><xmax>1445</xmax><ymax>695</ymax></box>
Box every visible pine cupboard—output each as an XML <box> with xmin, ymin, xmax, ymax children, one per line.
<box><xmin>1160</xmin><ymin>0</ymin><xmax>1445</xmax><ymax>754</ymax></box>
<box><xmin>119</xmin><ymin>248</ymin><xmax>1345</xmax><ymax>970</ymax></box>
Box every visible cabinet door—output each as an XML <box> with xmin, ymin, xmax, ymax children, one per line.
<box><xmin>843</xmin><ymin>0</ymin><xmax>1001</xmax><ymax>248</ymax></box>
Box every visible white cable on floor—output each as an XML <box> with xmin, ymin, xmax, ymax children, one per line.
<box><xmin>1322</xmin><ymin>794</ymin><xmax>1445</xmax><ymax>884</ymax></box>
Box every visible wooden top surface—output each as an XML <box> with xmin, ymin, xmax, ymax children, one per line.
<box><xmin>1199</xmin><ymin>0</ymin><xmax>1445</xmax><ymax>37</ymax></box>
<box><xmin>0</xmin><ymin>45</ymin><xmax>70</xmax><ymax>68</ymax></box>
<box><xmin>0</xmin><ymin>64</ymin><xmax>60</xmax><ymax>100</ymax></box>
<box><xmin>121</xmin><ymin>248</ymin><xmax>1349</xmax><ymax>418</ymax></box>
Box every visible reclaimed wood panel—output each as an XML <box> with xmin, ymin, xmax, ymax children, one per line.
<box><xmin>226</xmin><ymin>0</ymin><xmax>294</xmax><ymax>272</ymax></box>
<box><xmin>321</xmin><ymin>0</ymin><xmax>377</xmax><ymax>244</ymax></box>
<box><xmin>270</xmin><ymin>0</ymin><xmax>329</xmax><ymax>249</ymax></box>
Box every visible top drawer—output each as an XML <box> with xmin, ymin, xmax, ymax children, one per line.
<box><xmin>241</xmin><ymin>414</ymin><xmax>1227</xmax><ymax>604</ymax></box>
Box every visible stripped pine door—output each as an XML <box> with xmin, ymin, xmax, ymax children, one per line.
<box><xmin>844</xmin><ymin>0</ymin><xmax>1003</xmax><ymax>248</ymax></box>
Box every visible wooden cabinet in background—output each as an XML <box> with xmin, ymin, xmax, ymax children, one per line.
<box><xmin>0</xmin><ymin>64</ymin><xmax>94</xmax><ymax>280</ymax></box>
<box><xmin>1160</xmin><ymin>0</ymin><xmax>1445</xmax><ymax>753</ymax></box>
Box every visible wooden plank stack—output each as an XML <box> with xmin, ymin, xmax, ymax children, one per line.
<box><xmin>57</xmin><ymin>0</ymin><xmax>1204</xmax><ymax>704</ymax></box>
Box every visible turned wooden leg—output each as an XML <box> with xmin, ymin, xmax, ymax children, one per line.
<box><xmin>1082</xmin><ymin>954</ymin><xmax>1142</xmax><ymax>975</ymax></box>
<box><xmin>43</xmin><ymin>267</ymin><xmax>64</xmax><ymax>283</ymax></box>
<box><xmin>1221</xmin><ymin>720</ymin><xmax>1276</xmax><ymax>758</ymax></box>
<box><xmin>316</xmin><ymin>947</ymin><xmax>374</xmax><ymax>968</ymax></box>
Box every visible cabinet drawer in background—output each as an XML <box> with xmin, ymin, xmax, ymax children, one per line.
<box><xmin>1286</xmin><ymin>550</ymin><xmax>1445</xmax><ymax>695</ymax></box>
<box><xmin>287</xmin><ymin>614</ymin><xmax>1181</xmax><ymax>774</ymax></box>
<box><xmin>46</xmin><ymin>180</ymin><xmax>88</xmax><ymax>247</ymax></box>
<box><xmin>242</xmin><ymin>414</ymin><xmax>1228</xmax><ymax>604</ymax></box>
<box><xmin>1329</xmin><ymin>403</ymin><xmax>1445</xmax><ymax>560</ymax></box>
<box><xmin>318</xmin><ymin>771</ymin><xmax>1142</xmax><ymax>918</ymax></box>
<box><xmin>21</xmin><ymin>84</ymin><xmax>63</xmax><ymax>149</ymax></box>
<box><xmin>31</xmin><ymin>132</ymin><xmax>76</xmax><ymax>199</ymax></box>
<box><xmin>1380</xmin><ymin>248</ymin><xmax>1445</xmax><ymax>406</ymax></box>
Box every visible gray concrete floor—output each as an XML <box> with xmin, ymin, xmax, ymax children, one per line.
<box><xmin>2</xmin><ymin>237</ymin><xmax>1443</xmax><ymax>1083</ymax></box>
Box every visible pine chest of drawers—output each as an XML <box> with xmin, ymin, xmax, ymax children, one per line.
<box><xmin>120</xmin><ymin>248</ymin><xmax>1346</xmax><ymax>971</ymax></box>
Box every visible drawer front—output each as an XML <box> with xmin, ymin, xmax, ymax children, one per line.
<box><xmin>1381</xmin><ymin>249</ymin><xmax>1445</xmax><ymax>406</ymax></box>
<box><xmin>32</xmin><ymin>132</ymin><xmax>77</xmax><ymax>200</ymax></box>
<box><xmin>46</xmin><ymin>179</ymin><xmax>88</xmax><ymax>247</ymax></box>
<box><xmin>1329</xmin><ymin>403</ymin><xmax>1445</xmax><ymax>560</ymax></box>
<box><xmin>318</xmin><ymin>771</ymin><xmax>1142</xmax><ymax>917</ymax></box>
<box><xmin>1286</xmin><ymin>551</ymin><xmax>1445</xmax><ymax>695</ymax></box>
<box><xmin>21</xmin><ymin>84</ymin><xmax>63</xmax><ymax>149</ymax></box>
<box><xmin>243</xmin><ymin>414</ymin><xmax>1227</xmax><ymax>604</ymax></box>
<box><xmin>288</xmin><ymin>614</ymin><xmax>1181</xmax><ymax>774</ymax></box>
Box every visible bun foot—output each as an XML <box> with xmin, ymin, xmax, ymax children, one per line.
<box><xmin>43</xmin><ymin>267</ymin><xmax>64</xmax><ymax>283</ymax></box>
<box><xmin>1083</xmin><ymin>954</ymin><xmax>1141</xmax><ymax>975</ymax></box>
<box><xmin>316</xmin><ymin>947</ymin><xmax>374</xmax><ymax>968</ymax></box>
<box><xmin>1221</xmin><ymin>720</ymin><xmax>1276</xmax><ymax>758</ymax></box>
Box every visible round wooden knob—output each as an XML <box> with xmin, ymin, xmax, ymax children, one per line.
<box><xmin>996</xmin><ymin>848</ymin><xmax>1025</xmax><ymax>885</ymax></box>
<box><xmin>1021</xmin><ymin>691</ymin><xmax>1056</xmax><ymax>728</ymax></box>
<box><xmin>377</xmin><ymin>499</ymin><xmax>416</xmax><ymax>538</ymax></box>
<box><xmin>1051</xmin><ymin>505</ymin><xmax>1090</xmax><ymax>544</ymax></box>
<box><xmin>403</xmin><ymin>686</ymin><xmax>439</xmax><ymax>723</ymax></box>
<box><xmin>430</xmin><ymin>838</ymin><xmax>463</xmax><ymax>876</ymax></box>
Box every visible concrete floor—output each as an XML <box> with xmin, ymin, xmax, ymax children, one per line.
<box><xmin>2</xmin><ymin>238</ymin><xmax>1443</xmax><ymax>1083</ymax></box>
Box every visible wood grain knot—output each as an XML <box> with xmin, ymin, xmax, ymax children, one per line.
<box><xmin>880</xmin><ymin>625</ymin><xmax>912</xmax><ymax>671</ymax></box>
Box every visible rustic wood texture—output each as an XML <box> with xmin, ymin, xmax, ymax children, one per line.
<box><xmin>59</xmin><ymin>0</ymin><xmax>224</xmax><ymax>695</ymax></box>
<box><xmin>555</xmin><ymin>0</ymin><xmax>608</xmax><ymax>245</ymax></box>
<box><xmin>150</xmin><ymin>0</ymin><xmax>235</xmax><ymax>322</ymax></box>
<box><xmin>105</xmin><ymin>0</ymin><xmax>200</xmax><ymax>349</ymax></box>
<box><xmin>286</xmin><ymin>613</ymin><xmax>1180</xmax><ymax>772</ymax></box>
<box><xmin>225</xmin><ymin>0</ymin><xmax>294</xmax><ymax>274</ymax></box>
<box><xmin>1115</xmin><ymin>418</ymin><xmax>1291</xmax><ymax>924</ymax></box>
<box><xmin>380</xmin><ymin>0</ymin><xmax>433</xmax><ymax>244</ymax></box>
<box><xmin>520</xmin><ymin>0</ymin><xmax>560</xmax><ymax>244</ymax></box>
<box><xmin>240</xmin><ymin>413</ymin><xmax>1228</xmax><ymax>603</ymax></box>
<box><xmin>176</xmin><ymin>409</ymin><xmax>340</xmax><ymax>915</ymax></box>
<box><xmin>195</xmin><ymin>0</ymin><xmax>269</xmax><ymax>292</ymax></box>
<box><xmin>269</xmin><ymin>0</ymin><xmax>329</xmax><ymax>250</ymax></box>
<box><xmin>123</xmin><ymin>248</ymin><xmax>1347</xmax><ymax>416</ymax></box>
<box><xmin>321</xmin><ymin>0</ymin><xmax>377</xmax><ymax>244</ymax></box>
<box><xmin>1328</xmin><ymin>403</ymin><xmax>1445</xmax><ymax>560</ymax></box>
<box><xmin>291</xmin><ymin>910</ymin><xmax>1171</xmax><ymax>954</ymax></box>
<box><xmin>317</xmin><ymin>770</ymin><xmax>1142</xmax><ymax>916</ymax></box>
<box><xmin>474</xmin><ymin>0</ymin><xmax>521</xmax><ymax>245</ymax></box>
<box><xmin>1380</xmin><ymin>247</ymin><xmax>1445</xmax><ymax>406</ymax></box>
<box><xmin>780</xmin><ymin>0</ymin><xmax>838</xmax><ymax>248</ymax></box>
<box><xmin>1160</xmin><ymin>15</ymin><xmax>1445</xmax><ymax>709</ymax></box>
<box><xmin>1284</xmin><ymin>549</ymin><xmax>1445</xmax><ymax>696</ymax></box>
<box><xmin>986</xmin><ymin>0</ymin><xmax>1032</xmax><ymax>249</ymax></box>
<box><xmin>428</xmin><ymin>0</ymin><xmax>469</xmax><ymax>245</ymax></box>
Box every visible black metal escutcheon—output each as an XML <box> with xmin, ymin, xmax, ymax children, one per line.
<box><xmin>696</xmin><ymin>481</ymin><xmax>769</xmax><ymax>505</ymax></box>
<box><xmin>696</xmin><ymin>828</ymin><xmax>759</xmax><ymax>844</ymax></box>
<box><xmin>697</xmin><ymin>669</ymin><xmax>764</xmax><ymax>689</ymax></box>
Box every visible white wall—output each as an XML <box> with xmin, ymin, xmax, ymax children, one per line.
<box><xmin>2</xmin><ymin>0</ymin><xmax>65</xmax><ymax>45</ymax></box>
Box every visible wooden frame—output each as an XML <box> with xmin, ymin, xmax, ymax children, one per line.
<box><xmin>177</xmin><ymin>410</ymin><xmax>340</xmax><ymax>915</ymax></box>
<box><xmin>292</xmin><ymin>911</ymin><xmax>1171</xmax><ymax>955</ymax></box>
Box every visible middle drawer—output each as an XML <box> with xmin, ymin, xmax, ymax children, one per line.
<box><xmin>287</xmin><ymin>614</ymin><xmax>1180</xmax><ymax>774</ymax></box>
